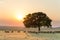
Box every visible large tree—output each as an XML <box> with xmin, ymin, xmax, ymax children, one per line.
<box><xmin>23</xmin><ymin>12</ymin><xmax>52</xmax><ymax>32</ymax></box>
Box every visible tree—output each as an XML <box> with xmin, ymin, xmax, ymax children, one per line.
<box><xmin>23</xmin><ymin>12</ymin><xmax>52</xmax><ymax>32</ymax></box>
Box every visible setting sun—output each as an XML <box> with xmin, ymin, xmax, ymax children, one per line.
<box><xmin>17</xmin><ymin>14</ymin><xmax>24</xmax><ymax>20</ymax></box>
<box><xmin>15</xmin><ymin>12</ymin><xmax>26</xmax><ymax>21</ymax></box>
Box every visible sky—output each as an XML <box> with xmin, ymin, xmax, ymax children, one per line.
<box><xmin>0</xmin><ymin>0</ymin><xmax>60</xmax><ymax>27</ymax></box>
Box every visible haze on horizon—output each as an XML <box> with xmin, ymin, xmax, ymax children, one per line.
<box><xmin>0</xmin><ymin>0</ymin><xmax>60</xmax><ymax>27</ymax></box>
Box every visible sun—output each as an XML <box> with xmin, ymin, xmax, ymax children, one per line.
<box><xmin>16</xmin><ymin>12</ymin><xmax>25</xmax><ymax>21</ymax></box>
<box><xmin>17</xmin><ymin>14</ymin><xmax>23</xmax><ymax>20</ymax></box>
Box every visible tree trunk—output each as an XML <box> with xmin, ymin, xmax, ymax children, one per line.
<box><xmin>38</xmin><ymin>27</ymin><xmax>40</xmax><ymax>32</ymax></box>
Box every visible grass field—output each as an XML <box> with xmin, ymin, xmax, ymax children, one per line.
<box><xmin>0</xmin><ymin>30</ymin><xmax>60</xmax><ymax>40</ymax></box>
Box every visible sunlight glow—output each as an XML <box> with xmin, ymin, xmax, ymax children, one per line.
<box><xmin>16</xmin><ymin>11</ymin><xmax>25</xmax><ymax>21</ymax></box>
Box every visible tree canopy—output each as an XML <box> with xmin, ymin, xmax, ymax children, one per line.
<box><xmin>23</xmin><ymin>12</ymin><xmax>52</xmax><ymax>32</ymax></box>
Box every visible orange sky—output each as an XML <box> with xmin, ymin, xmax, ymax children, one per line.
<box><xmin>0</xmin><ymin>0</ymin><xmax>60</xmax><ymax>27</ymax></box>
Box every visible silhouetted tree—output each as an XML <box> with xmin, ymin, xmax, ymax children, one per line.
<box><xmin>23</xmin><ymin>12</ymin><xmax>52</xmax><ymax>32</ymax></box>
